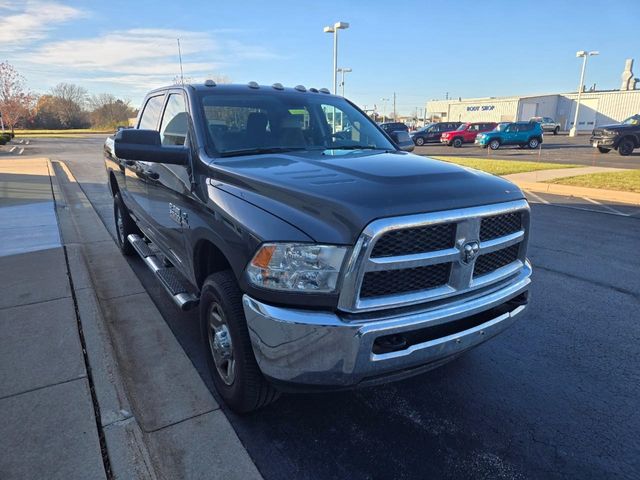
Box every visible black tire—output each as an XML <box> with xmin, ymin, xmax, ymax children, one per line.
<box><xmin>553</xmin><ymin>126</ymin><xmax>559</xmax><ymax>135</ymax></box>
<box><xmin>618</xmin><ymin>138</ymin><xmax>634</xmax><ymax>156</ymax></box>
<box><xmin>528</xmin><ymin>137</ymin><xmax>540</xmax><ymax>149</ymax></box>
<box><xmin>113</xmin><ymin>192</ymin><xmax>139</xmax><ymax>256</ymax></box>
<box><xmin>452</xmin><ymin>137</ymin><xmax>463</xmax><ymax>148</ymax></box>
<box><xmin>488</xmin><ymin>139</ymin><xmax>500</xmax><ymax>150</ymax></box>
<box><xmin>597</xmin><ymin>146</ymin><xmax>611</xmax><ymax>154</ymax></box>
<box><xmin>415</xmin><ymin>137</ymin><xmax>425</xmax><ymax>146</ymax></box>
<box><xmin>200</xmin><ymin>271</ymin><xmax>280</xmax><ymax>413</ymax></box>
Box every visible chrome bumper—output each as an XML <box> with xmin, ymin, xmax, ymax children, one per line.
<box><xmin>243</xmin><ymin>261</ymin><xmax>531</xmax><ymax>388</ymax></box>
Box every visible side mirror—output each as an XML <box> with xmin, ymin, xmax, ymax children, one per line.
<box><xmin>389</xmin><ymin>130</ymin><xmax>415</xmax><ymax>152</ymax></box>
<box><xmin>114</xmin><ymin>129</ymin><xmax>188</xmax><ymax>165</ymax></box>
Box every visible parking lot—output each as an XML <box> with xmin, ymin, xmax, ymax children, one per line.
<box><xmin>8</xmin><ymin>136</ymin><xmax>637</xmax><ymax>479</ymax></box>
<box><xmin>413</xmin><ymin>133</ymin><xmax>640</xmax><ymax>170</ymax></box>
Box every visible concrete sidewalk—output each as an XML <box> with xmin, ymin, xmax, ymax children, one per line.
<box><xmin>504</xmin><ymin>166</ymin><xmax>640</xmax><ymax>205</ymax></box>
<box><xmin>0</xmin><ymin>158</ymin><xmax>107</xmax><ymax>479</ymax></box>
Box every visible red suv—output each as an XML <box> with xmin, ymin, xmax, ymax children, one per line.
<box><xmin>440</xmin><ymin>122</ymin><xmax>497</xmax><ymax>147</ymax></box>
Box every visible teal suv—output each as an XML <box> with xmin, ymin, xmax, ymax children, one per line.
<box><xmin>476</xmin><ymin>122</ymin><xmax>543</xmax><ymax>150</ymax></box>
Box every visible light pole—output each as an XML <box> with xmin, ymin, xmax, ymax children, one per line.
<box><xmin>569</xmin><ymin>50</ymin><xmax>599</xmax><ymax>137</ymax></box>
<box><xmin>380</xmin><ymin>98</ymin><xmax>389</xmax><ymax>123</ymax></box>
<box><xmin>337</xmin><ymin>67</ymin><xmax>352</xmax><ymax>96</ymax></box>
<box><xmin>323</xmin><ymin>22</ymin><xmax>349</xmax><ymax>94</ymax></box>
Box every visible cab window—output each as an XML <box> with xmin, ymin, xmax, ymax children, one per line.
<box><xmin>159</xmin><ymin>93</ymin><xmax>188</xmax><ymax>146</ymax></box>
<box><xmin>138</xmin><ymin>95</ymin><xmax>165</xmax><ymax>130</ymax></box>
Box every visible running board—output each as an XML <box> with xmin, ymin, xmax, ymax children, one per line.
<box><xmin>127</xmin><ymin>234</ymin><xmax>199</xmax><ymax>311</ymax></box>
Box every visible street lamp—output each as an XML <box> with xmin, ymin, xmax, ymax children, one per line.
<box><xmin>337</xmin><ymin>67</ymin><xmax>352</xmax><ymax>97</ymax></box>
<box><xmin>380</xmin><ymin>97</ymin><xmax>389</xmax><ymax>122</ymax></box>
<box><xmin>569</xmin><ymin>50</ymin><xmax>599</xmax><ymax>137</ymax></box>
<box><xmin>323</xmin><ymin>22</ymin><xmax>349</xmax><ymax>94</ymax></box>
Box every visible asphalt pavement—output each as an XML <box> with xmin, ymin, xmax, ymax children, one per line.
<box><xmin>13</xmin><ymin>136</ymin><xmax>640</xmax><ymax>480</ymax></box>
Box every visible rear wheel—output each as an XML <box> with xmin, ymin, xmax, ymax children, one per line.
<box><xmin>200</xmin><ymin>271</ymin><xmax>280</xmax><ymax>413</ymax></box>
<box><xmin>452</xmin><ymin>137</ymin><xmax>463</xmax><ymax>148</ymax></box>
<box><xmin>597</xmin><ymin>146</ymin><xmax>611</xmax><ymax>154</ymax></box>
<box><xmin>415</xmin><ymin>137</ymin><xmax>424</xmax><ymax>146</ymax></box>
<box><xmin>489</xmin><ymin>139</ymin><xmax>500</xmax><ymax>150</ymax></box>
<box><xmin>618</xmin><ymin>138</ymin><xmax>634</xmax><ymax>156</ymax></box>
<box><xmin>553</xmin><ymin>126</ymin><xmax>559</xmax><ymax>135</ymax></box>
<box><xmin>528</xmin><ymin>137</ymin><xmax>540</xmax><ymax>149</ymax></box>
<box><xmin>113</xmin><ymin>192</ymin><xmax>139</xmax><ymax>256</ymax></box>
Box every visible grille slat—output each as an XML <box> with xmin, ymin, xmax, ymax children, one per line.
<box><xmin>473</xmin><ymin>244</ymin><xmax>520</xmax><ymax>277</ymax></box>
<box><xmin>371</xmin><ymin>223</ymin><xmax>456</xmax><ymax>258</ymax></box>
<box><xmin>361</xmin><ymin>263</ymin><xmax>450</xmax><ymax>298</ymax></box>
<box><xmin>480</xmin><ymin>212</ymin><xmax>522</xmax><ymax>242</ymax></box>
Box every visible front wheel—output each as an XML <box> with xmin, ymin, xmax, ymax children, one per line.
<box><xmin>489</xmin><ymin>139</ymin><xmax>500</xmax><ymax>150</ymax></box>
<box><xmin>597</xmin><ymin>146</ymin><xmax>611</xmax><ymax>154</ymax></box>
<box><xmin>618</xmin><ymin>139</ymin><xmax>634</xmax><ymax>156</ymax></box>
<box><xmin>553</xmin><ymin>126</ymin><xmax>559</xmax><ymax>135</ymax></box>
<box><xmin>200</xmin><ymin>271</ymin><xmax>280</xmax><ymax>413</ymax></box>
<box><xmin>528</xmin><ymin>137</ymin><xmax>540</xmax><ymax>149</ymax></box>
<box><xmin>415</xmin><ymin>137</ymin><xmax>425</xmax><ymax>146</ymax></box>
<box><xmin>452</xmin><ymin>138</ymin><xmax>463</xmax><ymax>148</ymax></box>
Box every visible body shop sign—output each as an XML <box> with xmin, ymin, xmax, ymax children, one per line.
<box><xmin>466</xmin><ymin>105</ymin><xmax>495</xmax><ymax>111</ymax></box>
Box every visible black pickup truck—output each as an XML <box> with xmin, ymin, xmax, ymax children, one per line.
<box><xmin>104</xmin><ymin>82</ymin><xmax>532</xmax><ymax>412</ymax></box>
<box><xmin>590</xmin><ymin>114</ymin><xmax>640</xmax><ymax>156</ymax></box>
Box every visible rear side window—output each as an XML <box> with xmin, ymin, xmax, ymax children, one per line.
<box><xmin>138</xmin><ymin>95</ymin><xmax>165</xmax><ymax>130</ymax></box>
<box><xmin>159</xmin><ymin>94</ymin><xmax>188</xmax><ymax>146</ymax></box>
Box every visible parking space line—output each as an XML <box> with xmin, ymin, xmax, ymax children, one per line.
<box><xmin>581</xmin><ymin>196</ymin><xmax>630</xmax><ymax>216</ymax></box>
<box><xmin>9</xmin><ymin>146</ymin><xmax>17</xmax><ymax>153</ymax></box>
<box><xmin>525</xmin><ymin>190</ymin><xmax>550</xmax><ymax>205</ymax></box>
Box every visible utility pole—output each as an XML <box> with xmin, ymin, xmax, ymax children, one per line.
<box><xmin>392</xmin><ymin>92</ymin><xmax>396</xmax><ymax>121</ymax></box>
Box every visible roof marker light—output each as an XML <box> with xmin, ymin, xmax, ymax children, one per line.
<box><xmin>248</xmin><ymin>81</ymin><xmax>260</xmax><ymax>89</ymax></box>
<box><xmin>204</xmin><ymin>79</ymin><xmax>217</xmax><ymax>87</ymax></box>
<box><xmin>309</xmin><ymin>87</ymin><xmax>319</xmax><ymax>93</ymax></box>
<box><xmin>319</xmin><ymin>88</ymin><xmax>330</xmax><ymax>94</ymax></box>
<box><xmin>294</xmin><ymin>85</ymin><xmax>307</xmax><ymax>92</ymax></box>
<box><xmin>272</xmin><ymin>83</ymin><xmax>284</xmax><ymax>90</ymax></box>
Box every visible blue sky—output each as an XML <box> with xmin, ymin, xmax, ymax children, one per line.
<box><xmin>1</xmin><ymin>0</ymin><xmax>639</xmax><ymax>115</ymax></box>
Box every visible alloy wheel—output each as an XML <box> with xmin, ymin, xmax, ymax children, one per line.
<box><xmin>208</xmin><ymin>302</ymin><xmax>236</xmax><ymax>385</ymax></box>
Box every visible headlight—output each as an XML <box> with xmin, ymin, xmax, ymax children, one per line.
<box><xmin>246</xmin><ymin>243</ymin><xmax>347</xmax><ymax>293</ymax></box>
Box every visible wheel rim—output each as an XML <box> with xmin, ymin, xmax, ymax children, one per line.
<box><xmin>454</xmin><ymin>139</ymin><xmax>462</xmax><ymax>147</ymax></box>
<box><xmin>530</xmin><ymin>139</ymin><xmax>539</xmax><ymax>148</ymax></box>
<box><xmin>490</xmin><ymin>140</ymin><xmax>499</xmax><ymax>149</ymax></box>
<box><xmin>207</xmin><ymin>303</ymin><xmax>235</xmax><ymax>386</ymax></box>
<box><xmin>620</xmin><ymin>142</ymin><xmax>632</xmax><ymax>155</ymax></box>
<box><xmin>416</xmin><ymin>138</ymin><xmax>424</xmax><ymax>145</ymax></box>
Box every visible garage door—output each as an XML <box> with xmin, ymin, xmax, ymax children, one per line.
<box><xmin>519</xmin><ymin>103</ymin><xmax>537</xmax><ymax>121</ymax></box>
<box><xmin>568</xmin><ymin>98</ymin><xmax>598</xmax><ymax>131</ymax></box>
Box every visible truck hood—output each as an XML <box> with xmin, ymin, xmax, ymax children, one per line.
<box><xmin>209</xmin><ymin>150</ymin><xmax>525</xmax><ymax>244</ymax></box>
<box><xmin>595</xmin><ymin>123</ymin><xmax>636</xmax><ymax>133</ymax></box>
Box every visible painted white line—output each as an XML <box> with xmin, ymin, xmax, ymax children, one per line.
<box><xmin>18</xmin><ymin>147</ymin><xmax>24</xmax><ymax>155</ymax></box>
<box><xmin>581</xmin><ymin>196</ymin><xmax>630</xmax><ymax>216</ymax></box>
<box><xmin>25</xmin><ymin>140</ymin><xmax>30</xmax><ymax>145</ymax></box>
<box><xmin>525</xmin><ymin>190</ymin><xmax>550</xmax><ymax>204</ymax></box>
<box><xmin>18</xmin><ymin>139</ymin><xmax>24</xmax><ymax>144</ymax></box>
<box><xmin>9</xmin><ymin>146</ymin><xmax>16</xmax><ymax>153</ymax></box>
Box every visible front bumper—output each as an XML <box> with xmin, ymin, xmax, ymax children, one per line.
<box><xmin>590</xmin><ymin>135</ymin><xmax>617</xmax><ymax>148</ymax></box>
<box><xmin>243</xmin><ymin>261</ymin><xmax>531</xmax><ymax>389</ymax></box>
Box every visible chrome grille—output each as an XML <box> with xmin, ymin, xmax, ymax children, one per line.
<box><xmin>338</xmin><ymin>200</ymin><xmax>530</xmax><ymax>313</ymax></box>
<box><xmin>361</xmin><ymin>263</ymin><xmax>451</xmax><ymax>298</ymax></box>
<box><xmin>480</xmin><ymin>212</ymin><xmax>522</xmax><ymax>241</ymax></box>
<box><xmin>371</xmin><ymin>223</ymin><xmax>456</xmax><ymax>258</ymax></box>
<box><xmin>473</xmin><ymin>244</ymin><xmax>520</xmax><ymax>277</ymax></box>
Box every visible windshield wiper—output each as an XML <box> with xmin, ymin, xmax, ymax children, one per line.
<box><xmin>219</xmin><ymin>147</ymin><xmax>309</xmax><ymax>157</ymax></box>
<box><xmin>325</xmin><ymin>145</ymin><xmax>383</xmax><ymax>150</ymax></box>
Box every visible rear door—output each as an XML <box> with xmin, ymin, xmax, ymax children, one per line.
<box><xmin>123</xmin><ymin>93</ymin><xmax>166</xmax><ymax>232</ymax></box>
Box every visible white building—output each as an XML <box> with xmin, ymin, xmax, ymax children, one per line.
<box><xmin>427</xmin><ymin>89</ymin><xmax>640</xmax><ymax>132</ymax></box>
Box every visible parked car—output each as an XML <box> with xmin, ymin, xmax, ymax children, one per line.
<box><xmin>105</xmin><ymin>82</ymin><xmax>532</xmax><ymax>413</ymax></box>
<box><xmin>410</xmin><ymin>122</ymin><xmax>462</xmax><ymax>146</ymax></box>
<box><xmin>379</xmin><ymin>122</ymin><xmax>409</xmax><ymax>134</ymax></box>
<box><xmin>476</xmin><ymin>122</ymin><xmax>544</xmax><ymax>150</ymax></box>
<box><xmin>590</xmin><ymin>114</ymin><xmax>640</xmax><ymax>156</ymax></box>
<box><xmin>530</xmin><ymin>117</ymin><xmax>561</xmax><ymax>135</ymax></box>
<box><xmin>440</xmin><ymin>122</ymin><xmax>498</xmax><ymax>148</ymax></box>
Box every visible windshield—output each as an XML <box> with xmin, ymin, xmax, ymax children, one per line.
<box><xmin>495</xmin><ymin>123</ymin><xmax>509</xmax><ymax>131</ymax></box>
<box><xmin>455</xmin><ymin>124</ymin><xmax>468</xmax><ymax>131</ymax></box>
<box><xmin>199</xmin><ymin>91</ymin><xmax>395</xmax><ymax>155</ymax></box>
<box><xmin>622</xmin><ymin>114</ymin><xmax>640</xmax><ymax>125</ymax></box>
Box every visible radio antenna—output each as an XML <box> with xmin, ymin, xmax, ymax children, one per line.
<box><xmin>177</xmin><ymin>38</ymin><xmax>185</xmax><ymax>86</ymax></box>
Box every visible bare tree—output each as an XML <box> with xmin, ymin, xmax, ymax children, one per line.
<box><xmin>89</xmin><ymin>93</ymin><xmax>136</xmax><ymax>128</ymax></box>
<box><xmin>0</xmin><ymin>62</ymin><xmax>34</xmax><ymax>133</ymax></box>
<box><xmin>49</xmin><ymin>82</ymin><xmax>88</xmax><ymax>128</ymax></box>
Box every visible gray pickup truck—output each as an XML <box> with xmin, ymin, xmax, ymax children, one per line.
<box><xmin>104</xmin><ymin>81</ymin><xmax>532</xmax><ymax>413</ymax></box>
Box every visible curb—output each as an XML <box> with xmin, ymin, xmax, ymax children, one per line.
<box><xmin>50</xmin><ymin>160</ymin><xmax>263</xmax><ymax>480</ymax></box>
<box><xmin>511</xmin><ymin>179</ymin><xmax>640</xmax><ymax>205</ymax></box>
